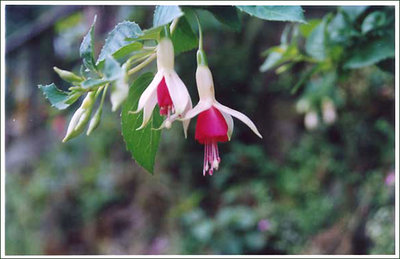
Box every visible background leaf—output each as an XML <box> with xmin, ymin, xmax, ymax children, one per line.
<box><xmin>340</xmin><ymin>6</ymin><xmax>368</xmax><ymax>22</ymax></box>
<box><xmin>305</xmin><ymin>19</ymin><xmax>327</xmax><ymax>61</ymax></box>
<box><xmin>236</xmin><ymin>6</ymin><xmax>305</xmax><ymax>23</ymax></box>
<box><xmin>203</xmin><ymin>6</ymin><xmax>241</xmax><ymax>31</ymax></box>
<box><xmin>38</xmin><ymin>83</ymin><xmax>80</xmax><ymax>110</ymax></box>
<box><xmin>97</xmin><ymin>21</ymin><xmax>143</xmax><ymax>64</ymax></box>
<box><xmin>171</xmin><ymin>17</ymin><xmax>198</xmax><ymax>54</ymax></box>
<box><xmin>121</xmin><ymin>72</ymin><xmax>163</xmax><ymax>174</ymax></box>
<box><xmin>153</xmin><ymin>5</ymin><xmax>184</xmax><ymax>28</ymax></box>
<box><xmin>79</xmin><ymin>16</ymin><xmax>97</xmax><ymax>72</ymax></box>
<box><xmin>344</xmin><ymin>31</ymin><xmax>395</xmax><ymax>69</ymax></box>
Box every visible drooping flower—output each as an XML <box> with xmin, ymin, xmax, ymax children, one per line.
<box><xmin>133</xmin><ymin>30</ymin><xmax>191</xmax><ymax>136</ymax></box>
<box><xmin>184</xmin><ymin>50</ymin><xmax>262</xmax><ymax>176</ymax></box>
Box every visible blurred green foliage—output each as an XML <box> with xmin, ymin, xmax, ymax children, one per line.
<box><xmin>5</xmin><ymin>5</ymin><xmax>395</xmax><ymax>255</ymax></box>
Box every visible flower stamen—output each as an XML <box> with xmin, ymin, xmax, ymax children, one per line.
<box><xmin>203</xmin><ymin>140</ymin><xmax>221</xmax><ymax>176</ymax></box>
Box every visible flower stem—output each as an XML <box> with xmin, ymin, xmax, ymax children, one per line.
<box><xmin>194</xmin><ymin>12</ymin><xmax>208</xmax><ymax>66</ymax></box>
<box><xmin>194</xmin><ymin>12</ymin><xmax>203</xmax><ymax>51</ymax></box>
<box><xmin>127</xmin><ymin>53</ymin><xmax>156</xmax><ymax>76</ymax></box>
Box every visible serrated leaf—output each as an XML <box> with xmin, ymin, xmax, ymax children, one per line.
<box><xmin>344</xmin><ymin>31</ymin><xmax>395</xmax><ymax>69</ymax></box>
<box><xmin>38</xmin><ymin>83</ymin><xmax>81</xmax><ymax>110</ymax></box>
<box><xmin>203</xmin><ymin>6</ymin><xmax>241</xmax><ymax>31</ymax></box>
<box><xmin>153</xmin><ymin>5</ymin><xmax>184</xmax><ymax>28</ymax></box>
<box><xmin>121</xmin><ymin>72</ymin><xmax>163</xmax><ymax>174</ymax></box>
<box><xmin>81</xmin><ymin>78</ymin><xmax>109</xmax><ymax>90</ymax></box>
<box><xmin>80</xmin><ymin>16</ymin><xmax>97</xmax><ymax>72</ymax></box>
<box><xmin>135</xmin><ymin>27</ymin><xmax>163</xmax><ymax>40</ymax></box>
<box><xmin>97</xmin><ymin>21</ymin><xmax>143</xmax><ymax>64</ymax></box>
<box><xmin>237</xmin><ymin>6</ymin><xmax>306</xmax><ymax>23</ymax></box>
<box><xmin>171</xmin><ymin>17</ymin><xmax>198</xmax><ymax>54</ymax></box>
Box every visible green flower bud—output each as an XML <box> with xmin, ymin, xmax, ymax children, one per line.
<box><xmin>53</xmin><ymin>67</ymin><xmax>84</xmax><ymax>84</ymax></box>
<box><xmin>62</xmin><ymin>91</ymin><xmax>96</xmax><ymax>142</ymax></box>
<box><xmin>86</xmin><ymin>106</ymin><xmax>102</xmax><ymax>136</ymax></box>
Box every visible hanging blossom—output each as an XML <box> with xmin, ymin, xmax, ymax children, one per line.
<box><xmin>133</xmin><ymin>29</ymin><xmax>192</xmax><ymax>136</ymax></box>
<box><xmin>183</xmin><ymin>49</ymin><xmax>262</xmax><ymax>176</ymax></box>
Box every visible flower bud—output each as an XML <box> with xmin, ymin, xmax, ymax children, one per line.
<box><xmin>296</xmin><ymin>98</ymin><xmax>310</xmax><ymax>114</ymax></box>
<box><xmin>321</xmin><ymin>98</ymin><xmax>337</xmax><ymax>125</ymax></box>
<box><xmin>63</xmin><ymin>91</ymin><xmax>96</xmax><ymax>142</ymax></box>
<box><xmin>86</xmin><ymin>105</ymin><xmax>102</xmax><ymax>136</ymax></box>
<box><xmin>304</xmin><ymin>110</ymin><xmax>319</xmax><ymax>131</ymax></box>
<box><xmin>53</xmin><ymin>67</ymin><xmax>84</xmax><ymax>83</ymax></box>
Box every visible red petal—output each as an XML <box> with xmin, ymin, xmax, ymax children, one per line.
<box><xmin>195</xmin><ymin>106</ymin><xmax>228</xmax><ymax>144</ymax></box>
<box><xmin>157</xmin><ymin>77</ymin><xmax>173</xmax><ymax>108</ymax></box>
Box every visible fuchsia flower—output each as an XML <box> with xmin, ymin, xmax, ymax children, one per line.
<box><xmin>134</xmin><ymin>35</ymin><xmax>191</xmax><ymax>136</ymax></box>
<box><xmin>184</xmin><ymin>51</ymin><xmax>262</xmax><ymax>176</ymax></box>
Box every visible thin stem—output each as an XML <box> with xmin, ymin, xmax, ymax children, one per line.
<box><xmin>126</xmin><ymin>52</ymin><xmax>154</xmax><ymax>70</ymax></box>
<box><xmin>99</xmin><ymin>84</ymin><xmax>108</xmax><ymax>106</ymax></box>
<box><xmin>95</xmin><ymin>85</ymin><xmax>105</xmax><ymax>99</ymax></box>
<box><xmin>127</xmin><ymin>53</ymin><xmax>157</xmax><ymax>76</ymax></box>
<box><xmin>143</xmin><ymin>46</ymin><xmax>156</xmax><ymax>50</ymax></box>
<box><xmin>170</xmin><ymin>17</ymin><xmax>180</xmax><ymax>34</ymax></box>
<box><xmin>194</xmin><ymin>12</ymin><xmax>203</xmax><ymax>50</ymax></box>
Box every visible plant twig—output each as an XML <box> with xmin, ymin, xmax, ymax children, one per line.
<box><xmin>127</xmin><ymin>53</ymin><xmax>157</xmax><ymax>76</ymax></box>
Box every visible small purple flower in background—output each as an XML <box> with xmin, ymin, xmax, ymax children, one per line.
<box><xmin>258</xmin><ymin>219</ymin><xmax>271</xmax><ymax>232</ymax></box>
<box><xmin>385</xmin><ymin>170</ymin><xmax>395</xmax><ymax>186</ymax></box>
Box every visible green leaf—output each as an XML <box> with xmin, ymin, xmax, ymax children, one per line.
<box><xmin>112</xmin><ymin>42</ymin><xmax>143</xmax><ymax>60</ymax></box>
<box><xmin>236</xmin><ymin>6</ymin><xmax>306</xmax><ymax>23</ymax></box>
<box><xmin>344</xmin><ymin>32</ymin><xmax>395</xmax><ymax>69</ymax></box>
<box><xmin>121</xmin><ymin>73</ymin><xmax>163</xmax><ymax>174</ymax></box>
<box><xmin>81</xmin><ymin>78</ymin><xmax>109</xmax><ymax>90</ymax></box>
<box><xmin>260</xmin><ymin>44</ymin><xmax>299</xmax><ymax>72</ymax></box>
<box><xmin>260</xmin><ymin>51</ymin><xmax>284</xmax><ymax>72</ymax></box>
<box><xmin>153</xmin><ymin>5</ymin><xmax>184</xmax><ymax>28</ymax></box>
<box><xmin>361</xmin><ymin>11</ymin><xmax>386</xmax><ymax>34</ymax></box>
<box><xmin>299</xmin><ymin>19</ymin><xmax>320</xmax><ymax>37</ymax></box>
<box><xmin>327</xmin><ymin>12</ymin><xmax>353</xmax><ymax>44</ymax></box>
<box><xmin>80</xmin><ymin>16</ymin><xmax>97</xmax><ymax>72</ymax></box>
<box><xmin>38</xmin><ymin>83</ymin><xmax>81</xmax><ymax>110</ymax></box>
<box><xmin>305</xmin><ymin>19</ymin><xmax>327</xmax><ymax>61</ymax></box>
<box><xmin>97</xmin><ymin>21</ymin><xmax>143</xmax><ymax>64</ymax></box>
<box><xmin>171</xmin><ymin>16</ymin><xmax>198</xmax><ymax>54</ymax></box>
<box><xmin>103</xmin><ymin>56</ymin><xmax>123</xmax><ymax>80</ymax></box>
<box><xmin>340</xmin><ymin>6</ymin><xmax>368</xmax><ymax>22</ymax></box>
<box><xmin>136</xmin><ymin>27</ymin><xmax>162</xmax><ymax>40</ymax></box>
<box><xmin>203</xmin><ymin>6</ymin><xmax>241</xmax><ymax>31</ymax></box>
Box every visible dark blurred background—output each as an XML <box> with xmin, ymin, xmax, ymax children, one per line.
<box><xmin>5</xmin><ymin>5</ymin><xmax>395</xmax><ymax>255</ymax></box>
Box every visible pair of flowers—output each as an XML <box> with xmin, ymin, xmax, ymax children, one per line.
<box><xmin>134</xmin><ymin>36</ymin><xmax>262</xmax><ymax>176</ymax></box>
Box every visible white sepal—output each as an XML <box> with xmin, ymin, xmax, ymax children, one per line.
<box><xmin>164</xmin><ymin>70</ymin><xmax>191</xmax><ymax>115</ymax></box>
<box><xmin>136</xmin><ymin>92</ymin><xmax>157</xmax><ymax>130</ymax></box>
<box><xmin>214</xmin><ymin>102</ymin><xmax>262</xmax><ymax>139</ymax></box>
<box><xmin>136</xmin><ymin>71</ymin><xmax>163</xmax><ymax>112</ymax></box>
<box><xmin>220</xmin><ymin>110</ymin><xmax>234</xmax><ymax>141</ymax></box>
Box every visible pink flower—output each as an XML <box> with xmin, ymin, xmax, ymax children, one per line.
<box><xmin>134</xmin><ymin>37</ymin><xmax>192</xmax><ymax>136</ymax></box>
<box><xmin>184</xmin><ymin>59</ymin><xmax>262</xmax><ymax>176</ymax></box>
